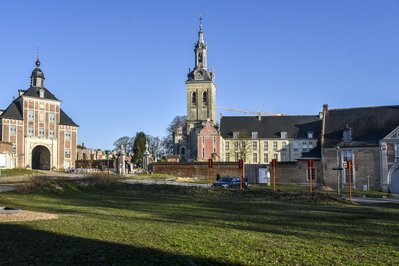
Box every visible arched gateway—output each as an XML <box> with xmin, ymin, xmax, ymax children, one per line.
<box><xmin>31</xmin><ymin>145</ymin><xmax>51</xmax><ymax>170</ymax></box>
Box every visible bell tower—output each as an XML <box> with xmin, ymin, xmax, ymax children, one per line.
<box><xmin>186</xmin><ymin>17</ymin><xmax>216</xmax><ymax>125</ymax></box>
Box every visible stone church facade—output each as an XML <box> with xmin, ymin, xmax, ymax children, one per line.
<box><xmin>174</xmin><ymin>19</ymin><xmax>217</xmax><ymax>161</ymax></box>
<box><xmin>0</xmin><ymin>58</ymin><xmax>78</xmax><ymax>170</ymax></box>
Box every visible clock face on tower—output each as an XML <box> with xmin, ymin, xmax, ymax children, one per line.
<box><xmin>195</xmin><ymin>71</ymin><xmax>203</xmax><ymax>79</ymax></box>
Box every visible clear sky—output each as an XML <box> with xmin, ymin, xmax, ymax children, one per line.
<box><xmin>1</xmin><ymin>0</ymin><xmax>398</xmax><ymax>150</ymax></box>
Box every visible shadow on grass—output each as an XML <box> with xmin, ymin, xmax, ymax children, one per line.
<box><xmin>0</xmin><ymin>223</ymin><xmax>236</xmax><ymax>265</ymax></box>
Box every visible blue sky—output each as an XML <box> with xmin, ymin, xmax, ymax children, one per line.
<box><xmin>1</xmin><ymin>0</ymin><xmax>398</xmax><ymax>150</ymax></box>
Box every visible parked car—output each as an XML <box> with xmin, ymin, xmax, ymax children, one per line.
<box><xmin>212</xmin><ymin>176</ymin><xmax>248</xmax><ymax>189</ymax></box>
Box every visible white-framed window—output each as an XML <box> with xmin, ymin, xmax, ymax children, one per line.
<box><xmin>307</xmin><ymin>131</ymin><xmax>314</xmax><ymax>139</ymax></box>
<box><xmin>235</xmin><ymin>152</ymin><xmax>239</xmax><ymax>162</ymax></box>
<box><xmin>65</xmin><ymin>149</ymin><xmax>71</xmax><ymax>159</ymax></box>
<box><xmin>225</xmin><ymin>141</ymin><xmax>230</xmax><ymax>151</ymax></box>
<box><xmin>28</xmin><ymin>110</ymin><xmax>34</xmax><ymax>121</ymax></box>
<box><xmin>49</xmin><ymin>129</ymin><xmax>55</xmax><ymax>139</ymax></box>
<box><xmin>39</xmin><ymin>128</ymin><xmax>45</xmax><ymax>138</ymax></box>
<box><xmin>306</xmin><ymin>168</ymin><xmax>316</xmax><ymax>181</ymax></box>
<box><xmin>302</xmin><ymin>142</ymin><xmax>308</xmax><ymax>152</ymax></box>
<box><xmin>293</xmin><ymin>142</ymin><xmax>299</xmax><ymax>152</ymax></box>
<box><xmin>263</xmin><ymin>153</ymin><xmax>268</xmax><ymax>163</ymax></box>
<box><xmin>12</xmin><ymin>144</ymin><xmax>16</xmax><ymax>153</ymax></box>
<box><xmin>233</xmin><ymin>132</ymin><xmax>239</xmax><ymax>139</ymax></box>
<box><xmin>308</xmin><ymin>142</ymin><xmax>314</xmax><ymax>150</ymax></box>
<box><xmin>273</xmin><ymin>141</ymin><xmax>278</xmax><ymax>152</ymax></box>
<box><xmin>253</xmin><ymin>153</ymin><xmax>258</xmax><ymax>163</ymax></box>
<box><xmin>343</xmin><ymin>128</ymin><xmax>352</xmax><ymax>143</ymax></box>
<box><xmin>65</xmin><ymin>131</ymin><xmax>71</xmax><ymax>141</ymax></box>
<box><xmin>282</xmin><ymin>141</ymin><xmax>287</xmax><ymax>151</ymax></box>
<box><xmin>341</xmin><ymin>150</ymin><xmax>354</xmax><ymax>185</ymax></box>
<box><xmin>281</xmin><ymin>132</ymin><xmax>287</xmax><ymax>139</ymax></box>
<box><xmin>9</xmin><ymin>125</ymin><xmax>16</xmax><ymax>136</ymax></box>
<box><xmin>252</xmin><ymin>141</ymin><xmax>257</xmax><ymax>151</ymax></box>
<box><xmin>273</xmin><ymin>154</ymin><xmax>278</xmax><ymax>160</ymax></box>
<box><xmin>234</xmin><ymin>141</ymin><xmax>239</xmax><ymax>150</ymax></box>
<box><xmin>226</xmin><ymin>153</ymin><xmax>230</xmax><ymax>161</ymax></box>
<box><xmin>49</xmin><ymin>112</ymin><xmax>56</xmax><ymax>123</ymax></box>
<box><xmin>28</xmin><ymin>127</ymin><xmax>34</xmax><ymax>137</ymax></box>
<box><xmin>264</xmin><ymin>141</ymin><xmax>268</xmax><ymax>151</ymax></box>
<box><xmin>252</xmin><ymin>132</ymin><xmax>258</xmax><ymax>139</ymax></box>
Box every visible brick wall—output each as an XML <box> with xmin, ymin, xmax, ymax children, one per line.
<box><xmin>151</xmin><ymin>162</ymin><xmax>241</xmax><ymax>180</ymax></box>
<box><xmin>0</xmin><ymin>142</ymin><xmax>12</xmax><ymax>153</ymax></box>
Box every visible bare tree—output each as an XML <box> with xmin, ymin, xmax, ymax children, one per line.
<box><xmin>113</xmin><ymin>136</ymin><xmax>132</xmax><ymax>154</ymax></box>
<box><xmin>147</xmin><ymin>135</ymin><xmax>162</xmax><ymax>160</ymax></box>
<box><xmin>162</xmin><ymin>115</ymin><xmax>187</xmax><ymax>154</ymax></box>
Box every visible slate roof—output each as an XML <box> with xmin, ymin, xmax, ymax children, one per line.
<box><xmin>324</xmin><ymin>105</ymin><xmax>399</xmax><ymax>148</ymax></box>
<box><xmin>299</xmin><ymin>145</ymin><xmax>322</xmax><ymax>160</ymax></box>
<box><xmin>22</xmin><ymin>86</ymin><xmax>59</xmax><ymax>101</ymax></box>
<box><xmin>220</xmin><ymin>115</ymin><xmax>321</xmax><ymax>139</ymax></box>
<box><xmin>0</xmin><ymin>97</ymin><xmax>23</xmax><ymax>120</ymax></box>
<box><xmin>60</xmin><ymin>109</ymin><xmax>78</xmax><ymax>127</ymax></box>
<box><xmin>0</xmin><ymin>91</ymin><xmax>78</xmax><ymax>127</ymax></box>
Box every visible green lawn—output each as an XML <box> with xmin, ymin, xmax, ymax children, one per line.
<box><xmin>0</xmin><ymin>168</ymin><xmax>39</xmax><ymax>184</ymax></box>
<box><xmin>0</xmin><ymin>181</ymin><xmax>398</xmax><ymax>265</ymax></box>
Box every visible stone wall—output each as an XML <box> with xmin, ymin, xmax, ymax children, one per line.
<box><xmin>323</xmin><ymin>147</ymin><xmax>380</xmax><ymax>190</ymax></box>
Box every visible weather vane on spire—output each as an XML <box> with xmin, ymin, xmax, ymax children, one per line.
<box><xmin>199</xmin><ymin>15</ymin><xmax>203</xmax><ymax>31</ymax></box>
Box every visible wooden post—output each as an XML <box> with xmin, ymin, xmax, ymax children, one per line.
<box><xmin>272</xmin><ymin>159</ymin><xmax>277</xmax><ymax>192</ymax></box>
<box><xmin>208</xmin><ymin>159</ymin><xmax>213</xmax><ymax>189</ymax></box>
<box><xmin>239</xmin><ymin>159</ymin><xmax>244</xmax><ymax>192</ymax></box>
<box><xmin>308</xmin><ymin>160</ymin><xmax>313</xmax><ymax>193</ymax></box>
<box><xmin>348</xmin><ymin>160</ymin><xmax>352</xmax><ymax>201</ymax></box>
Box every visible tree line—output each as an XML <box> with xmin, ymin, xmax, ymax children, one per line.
<box><xmin>113</xmin><ymin>115</ymin><xmax>187</xmax><ymax>166</ymax></box>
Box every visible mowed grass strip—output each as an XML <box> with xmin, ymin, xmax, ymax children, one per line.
<box><xmin>0</xmin><ymin>181</ymin><xmax>398</xmax><ymax>265</ymax></box>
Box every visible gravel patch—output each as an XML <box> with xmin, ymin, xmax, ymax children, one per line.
<box><xmin>0</xmin><ymin>211</ymin><xmax>58</xmax><ymax>223</ymax></box>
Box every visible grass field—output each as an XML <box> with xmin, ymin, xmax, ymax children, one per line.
<box><xmin>0</xmin><ymin>180</ymin><xmax>398</xmax><ymax>265</ymax></box>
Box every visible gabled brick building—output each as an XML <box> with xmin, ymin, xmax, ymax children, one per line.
<box><xmin>0</xmin><ymin>58</ymin><xmax>78</xmax><ymax>170</ymax></box>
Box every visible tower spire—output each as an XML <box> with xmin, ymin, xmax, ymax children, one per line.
<box><xmin>198</xmin><ymin>15</ymin><xmax>204</xmax><ymax>43</ymax></box>
<box><xmin>36</xmin><ymin>46</ymin><xmax>41</xmax><ymax>67</ymax></box>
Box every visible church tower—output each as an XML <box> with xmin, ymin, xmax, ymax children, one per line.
<box><xmin>186</xmin><ymin>17</ymin><xmax>216</xmax><ymax>125</ymax></box>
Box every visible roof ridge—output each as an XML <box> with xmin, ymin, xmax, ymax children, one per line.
<box><xmin>330</xmin><ymin>105</ymin><xmax>399</xmax><ymax>111</ymax></box>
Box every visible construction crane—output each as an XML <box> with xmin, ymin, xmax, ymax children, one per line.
<box><xmin>217</xmin><ymin>106</ymin><xmax>285</xmax><ymax>118</ymax></box>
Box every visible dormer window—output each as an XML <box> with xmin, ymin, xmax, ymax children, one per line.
<box><xmin>281</xmin><ymin>132</ymin><xmax>287</xmax><ymax>139</ymax></box>
<box><xmin>233</xmin><ymin>132</ymin><xmax>239</xmax><ymax>139</ymax></box>
<box><xmin>343</xmin><ymin>126</ymin><xmax>352</xmax><ymax>143</ymax></box>
<box><xmin>307</xmin><ymin>131</ymin><xmax>313</xmax><ymax>139</ymax></box>
<box><xmin>39</xmin><ymin>88</ymin><xmax>45</xmax><ymax>98</ymax></box>
<box><xmin>252</xmin><ymin>132</ymin><xmax>258</xmax><ymax>139</ymax></box>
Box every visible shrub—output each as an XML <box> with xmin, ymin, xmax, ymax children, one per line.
<box><xmin>16</xmin><ymin>176</ymin><xmax>53</xmax><ymax>193</ymax></box>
